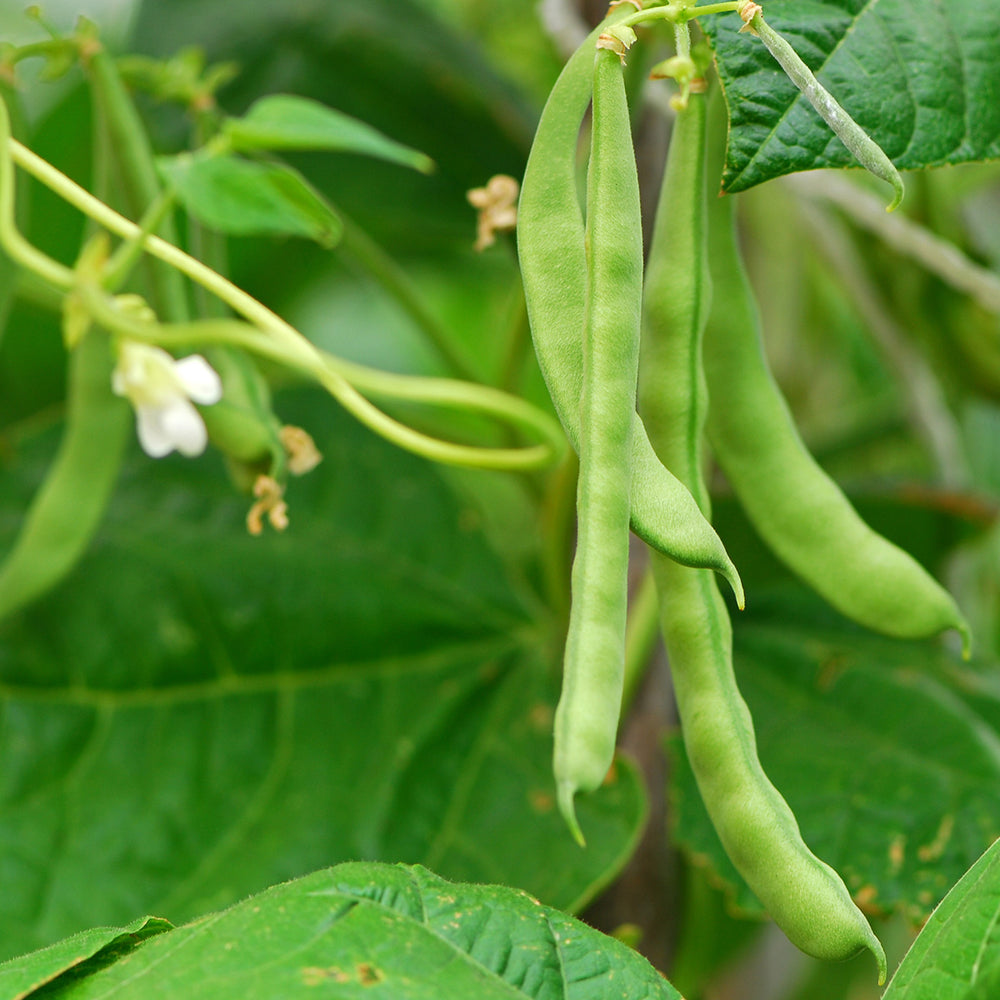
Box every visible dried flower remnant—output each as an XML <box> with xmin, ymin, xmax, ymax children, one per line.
<box><xmin>246</xmin><ymin>474</ymin><xmax>289</xmax><ymax>536</ymax></box>
<box><xmin>596</xmin><ymin>23</ymin><xmax>638</xmax><ymax>62</ymax></box>
<box><xmin>467</xmin><ymin>174</ymin><xmax>519</xmax><ymax>251</ymax></box>
<box><xmin>738</xmin><ymin>0</ymin><xmax>762</xmax><ymax>33</ymax></box>
<box><xmin>280</xmin><ymin>424</ymin><xmax>322</xmax><ymax>475</ymax></box>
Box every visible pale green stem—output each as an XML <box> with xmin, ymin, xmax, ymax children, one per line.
<box><xmin>621</xmin><ymin>1</ymin><xmax>741</xmax><ymax>30</ymax></box>
<box><xmin>326</xmin><ymin>354</ymin><xmax>566</xmax><ymax>455</ymax></box>
<box><xmin>336</xmin><ymin>215</ymin><xmax>478</xmax><ymax>381</ymax></box>
<box><xmin>789</xmin><ymin>171</ymin><xmax>1000</xmax><ymax>315</ymax></box>
<box><xmin>0</xmin><ymin>118</ymin><xmax>73</xmax><ymax>288</ymax></box>
<box><xmin>84</xmin><ymin>35</ymin><xmax>190</xmax><ymax>321</ymax></box>
<box><xmin>674</xmin><ymin>23</ymin><xmax>691</xmax><ymax>59</ymax></box>
<box><xmin>687</xmin><ymin>1</ymin><xmax>742</xmax><ymax>15</ymax></box>
<box><xmin>80</xmin><ymin>289</ymin><xmax>562</xmax><ymax>471</ymax></box>
<box><xmin>3</xmin><ymin>125</ymin><xmax>563</xmax><ymax>471</ymax></box>
<box><xmin>103</xmin><ymin>186</ymin><xmax>178</xmax><ymax>292</ymax></box>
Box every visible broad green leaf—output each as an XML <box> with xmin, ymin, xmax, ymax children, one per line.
<box><xmin>131</xmin><ymin>0</ymin><xmax>535</xmax><ymax>252</ymax></box>
<box><xmin>702</xmin><ymin>0</ymin><xmax>1000</xmax><ymax>194</ymax></box>
<box><xmin>0</xmin><ymin>916</ymin><xmax>170</xmax><ymax>1000</ymax></box>
<box><xmin>225</xmin><ymin>95</ymin><xmax>434</xmax><ymax>174</ymax></box>
<box><xmin>0</xmin><ymin>392</ymin><xmax>644</xmax><ymax>961</ymax></box>
<box><xmin>16</xmin><ymin>864</ymin><xmax>680</xmax><ymax>1000</ymax></box>
<box><xmin>883</xmin><ymin>838</ymin><xmax>1000</xmax><ymax>1000</ymax></box>
<box><xmin>669</xmin><ymin>589</ymin><xmax>1000</xmax><ymax>925</ymax></box>
<box><xmin>157</xmin><ymin>152</ymin><xmax>342</xmax><ymax>246</ymax></box>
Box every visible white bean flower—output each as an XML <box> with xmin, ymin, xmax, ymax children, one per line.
<box><xmin>112</xmin><ymin>340</ymin><xmax>222</xmax><ymax>458</ymax></box>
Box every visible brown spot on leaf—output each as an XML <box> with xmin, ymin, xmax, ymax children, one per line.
<box><xmin>358</xmin><ymin>963</ymin><xmax>384</xmax><ymax>986</ymax></box>
<box><xmin>301</xmin><ymin>967</ymin><xmax>349</xmax><ymax>986</ymax></box>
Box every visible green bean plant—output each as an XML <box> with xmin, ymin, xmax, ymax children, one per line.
<box><xmin>1</xmin><ymin>1</ymin><xmax>999</xmax><ymax>997</ymax></box>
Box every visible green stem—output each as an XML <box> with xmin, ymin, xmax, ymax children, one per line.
<box><xmin>81</xmin><ymin>289</ymin><xmax>562</xmax><ymax>472</ymax></box>
<box><xmin>4</xmin><ymin>121</ymin><xmax>563</xmax><ymax>471</ymax></box>
<box><xmin>82</xmin><ymin>34</ymin><xmax>190</xmax><ymax>320</ymax></box>
<box><xmin>103</xmin><ymin>186</ymin><xmax>178</xmax><ymax>292</ymax></box>
<box><xmin>496</xmin><ymin>289</ymin><xmax>531</xmax><ymax>396</ymax></box>
<box><xmin>687</xmin><ymin>2</ymin><xmax>742</xmax><ymax>17</ymax></box>
<box><xmin>189</xmin><ymin>113</ymin><xmax>232</xmax><ymax>321</ymax></box>
<box><xmin>621</xmin><ymin>565</ymin><xmax>661</xmax><ymax>717</ymax></box>
<box><xmin>327</xmin><ymin>353</ymin><xmax>564</xmax><ymax>451</ymax></box>
<box><xmin>336</xmin><ymin>215</ymin><xmax>478</xmax><ymax>381</ymax></box>
<box><xmin>0</xmin><ymin>112</ymin><xmax>73</xmax><ymax>288</ymax></box>
<box><xmin>621</xmin><ymin>1</ymin><xmax>741</xmax><ymax>30</ymax></box>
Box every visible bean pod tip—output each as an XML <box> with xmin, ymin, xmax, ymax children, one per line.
<box><xmin>723</xmin><ymin>561</ymin><xmax>745</xmax><ymax>611</ymax></box>
<box><xmin>958</xmin><ymin>618</ymin><xmax>973</xmax><ymax>661</ymax></box>
<box><xmin>557</xmin><ymin>781</ymin><xmax>587</xmax><ymax>848</ymax></box>
<box><xmin>870</xmin><ymin>933</ymin><xmax>888</xmax><ymax>986</ymax></box>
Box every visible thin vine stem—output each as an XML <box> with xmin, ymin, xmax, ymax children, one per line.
<box><xmin>336</xmin><ymin>215</ymin><xmax>480</xmax><ymax>382</ymax></box>
<box><xmin>1</xmin><ymin>118</ymin><xmax>564</xmax><ymax>471</ymax></box>
<box><xmin>78</xmin><ymin>275</ymin><xmax>562</xmax><ymax>472</ymax></box>
<box><xmin>621</xmin><ymin>1</ymin><xmax>741</xmax><ymax>31</ymax></box>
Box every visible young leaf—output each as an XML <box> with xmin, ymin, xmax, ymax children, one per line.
<box><xmin>224</xmin><ymin>94</ymin><xmax>435</xmax><ymax>173</ymax></box>
<box><xmin>157</xmin><ymin>152</ymin><xmax>343</xmax><ymax>246</ymax></box>
<box><xmin>4</xmin><ymin>864</ymin><xmax>681</xmax><ymax>1000</ymax></box>
<box><xmin>882</xmin><ymin>837</ymin><xmax>1000</xmax><ymax>1000</ymax></box>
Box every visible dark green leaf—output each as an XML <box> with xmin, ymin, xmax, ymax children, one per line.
<box><xmin>0</xmin><ymin>916</ymin><xmax>170</xmax><ymax>1000</ymax></box>
<box><xmin>703</xmin><ymin>0</ymin><xmax>1000</xmax><ymax>193</ymax></box>
<box><xmin>22</xmin><ymin>864</ymin><xmax>680</xmax><ymax>1000</ymax></box>
<box><xmin>0</xmin><ymin>393</ymin><xmax>644</xmax><ymax>960</ymax></box>
<box><xmin>130</xmin><ymin>0</ymin><xmax>535</xmax><ymax>252</ymax></box>
<box><xmin>157</xmin><ymin>152</ymin><xmax>342</xmax><ymax>246</ymax></box>
<box><xmin>669</xmin><ymin>590</ymin><xmax>1000</xmax><ymax>925</ymax></box>
<box><xmin>882</xmin><ymin>838</ymin><xmax>1000</xmax><ymax>1000</ymax></box>
<box><xmin>225</xmin><ymin>95</ymin><xmax>434</xmax><ymax>173</ymax></box>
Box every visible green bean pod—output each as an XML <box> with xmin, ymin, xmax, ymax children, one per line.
<box><xmin>744</xmin><ymin>7</ymin><xmax>903</xmax><ymax>212</ymax></box>
<box><xmin>518</xmin><ymin>12</ymin><xmax>743</xmax><ymax>608</ymax></box>
<box><xmin>201</xmin><ymin>346</ymin><xmax>287</xmax><ymax>491</ymax></box>
<box><xmin>0</xmin><ymin>329</ymin><xmax>130</xmax><ymax>622</ymax></box>
<box><xmin>702</xmin><ymin>125</ymin><xmax>969</xmax><ymax>654</ymax></box>
<box><xmin>553</xmin><ymin>47</ymin><xmax>642</xmax><ymax>844</ymax></box>
<box><xmin>641</xmin><ymin>93</ymin><xmax>886</xmax><ymax>979</ymax></box>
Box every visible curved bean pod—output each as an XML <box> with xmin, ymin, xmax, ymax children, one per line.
<box><xmin>0</xmin><ymin>329</ymin><xmax>130</xmax><ymax>621</ymax></box>
<box><xmin>553</xmin><ymin>47</ymin><xmax>642</xmax><ymax>843</ymax></box>
<box><xmin>518</xmin><ymin>12</ymin><xmax>743</xmax><ymax>608</ymax></box>
<box><xmin>641</xmin><ymin>92</ymin><xmax>886</xmax><ymax>979</ymax></box>
<box><xmin>702</xmin><ymin>131</ymin><xmax>969</xmax><ymax>653</ymax></box>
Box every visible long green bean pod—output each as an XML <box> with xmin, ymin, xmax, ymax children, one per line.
<box><xmin>518</xmin><ymin>12</ymin><xmax>743</xmax><ymax>608</ymax></box>
<box><xmin>0</xmin><ymin>88</ymin><xmax>131</xmax><ymax>624</ymax></box>
<box><xmin>0</xmin><ymin>328</ymin><xmax>130</xmax><ymax>622</ymax></box>
<box><xmin>641</xmin><ymin>92</ymin><xmax>886</xmax><ymax>979</ymax></box>
<box><xmin>553</xmin><ymin>47</ymin><xmax>642</xmax><ymax>844</ymax></box>
<box><xmin>702</xmin><ymin>112</ymin><xmax>969</xmax><ymax>654</ymax></box>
